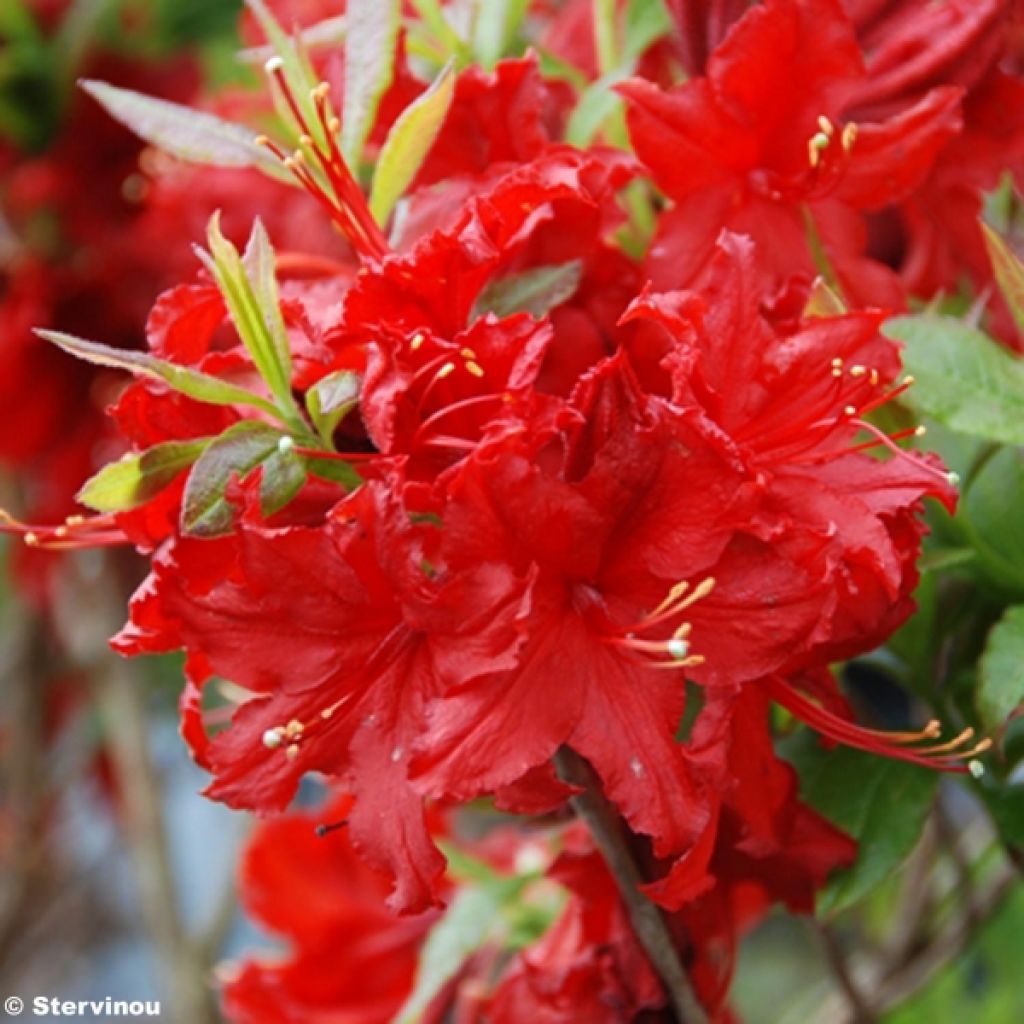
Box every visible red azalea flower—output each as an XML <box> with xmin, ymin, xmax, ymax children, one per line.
<box><xmin>115</xmin><ymin>477</ymin><xmax>527</xmax><ymax>912</ymax></box>
<box><xmin>221</xmin><ymin>794</ymin><xmax>438</xmax><ymax>1024</ymax></box>
<box><xmin>619</xmin><ymin>0</ymin><xmax>963</xmax><ymax>304</ymax></box>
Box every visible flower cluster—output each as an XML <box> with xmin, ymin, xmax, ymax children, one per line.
<box><xmin>7</xmin><ymin>0</ymin><xmax>1023</xmax><ymax>1019</ymax></box>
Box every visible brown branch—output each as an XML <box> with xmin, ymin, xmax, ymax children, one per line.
<box><xmin>98</xmin><ymin>657</ymin><xmax>219</xmax><ymax>1024</ymax></box>
<box><xmin>813</xmin><ymin>922</ymin><xmax>877</xmax><ymax>1024</ymax></box>
<box><xmin>554</xmin><ymin>747</ymin><xmax>709</xmax><ymax>1024</ymax></box>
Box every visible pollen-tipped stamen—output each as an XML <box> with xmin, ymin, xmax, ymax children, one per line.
<box><xmin>766</xmin><ymin>676</ymin><xmax>983</xmax><ymax>773</ymax></box>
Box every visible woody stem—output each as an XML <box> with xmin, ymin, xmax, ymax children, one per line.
<box><xmin>554</xmin><ymin>746</ymin><xmax>709</xmax><ymax>1024</ymax></box>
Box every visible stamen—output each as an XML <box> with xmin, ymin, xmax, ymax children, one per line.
<box><xmin>765</xmin><ymin>676</ymin><xmax>983</xmax><ymax>773</ymax></box>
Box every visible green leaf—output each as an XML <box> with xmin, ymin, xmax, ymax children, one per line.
<box><xmin>782</xmin><ymin>730</ymin><xmax>938</xmax><ymax>915</ymax></box>
<box><xmin>181</xmin><ymin>421</ymin><xmax>283</xmax><ymax>536</ymax></box>
<box><xmin>245</xmin><ymin>0</ymin><xmax>322</xmax><ymax>142</ymax></box>
<box><xmin>471</xmin><ymin>0</ymin><xmax>528</xmax><ymax>68</ymax></box>
<box><xmin>803</xmin><ymin>277</ymin><xmax>847</xmax><ymax>319</ymax></box>
<box><xmin>394</xmin><ymin>885</ymin><xmax>506</xmax><ymax>1024</ymax></box>
<box><xmin>76</xmin><ymin>438</ymin><xmax>210</xmax><ymax>513</ymax></box>
<box><xmin>981</xmin><ymin>221</ymin><xmax>1024</xmax><ymax>336</ymax></box>
<box><xmin>342</xmin><ymin>0</ymin><xmax>401</xmax><ymax>166</ymax></box>
<box><xmin>962</xmin><ymin>447</ymin><xmax>1024</xmax><ymax>595</ymax></box>
<box><xmin>622</xmin><ymin>0</ymin><xmax>672</xmax><ymax>61</ymax></box>
<box><xmin>883</xmin><ymin>315</ymin><xmax>1024</xmax><ymax>445</ymax></box>
<box><xmin>303</xmin><ymin>453</ymin><xmax>362</xmax><ymax>489</ymax></box>
<box><xmin>36</xmin><ymin>330</ymin><xmax>282</xmax><ymax>417</ymax></box>
<box><xmin>408</xmin><ymin>0</ymin><xmax>468</xmax><ymax>62</ymax></box>
<box><xmin>978</xmin><ymin>605</ymin><xmax>1024</xmax><ymax>732</ymax></box>
<box><xmin>474</xmin><ymin>261</ymin><xmax>583</xmax><ymax>320</ymax></box>
<box><xmin>242</xmin><ymin>218</ymin><xmax>293</xmax><ymax>384</ymax></box>
<box><xmin>198</xmin><ymin>215</ymin><xmax>302</xmax><ymax>427</ymax></box>
<box><xmin>79</xmin><ymin>80</ymin><xmax>286</xmax><ymax>179</ymax></box>
<box><xmin>566</xmin><ymin>68</ymin><xmax>628</xmax><ymax>147</ymax></box>
<box><xmin>259</xmin><ymin>442</ymin><xmax>308</xmax><ymax>517</ymax></box>
<box><xmin>306</xmin><ymin>369</ymin><xmax>360</xmax><ymax>444</ymax></box>
<box><xmin>369</xmin><ymin>62</ymin><xmax>455</xmax><ymax>226</ymax></box>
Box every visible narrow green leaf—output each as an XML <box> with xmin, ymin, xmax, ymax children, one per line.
<box><xmin>181</xmin><ymin>421</ymin><xmax>283</xmax><ymax>536</ymax></box>
<box><xmin>199</xmin><ymin>214</ymin><xmax>301</xmax><ymax>426</ymax></box>
<box><xmin>474</xmin><ymin>261</ymin><xmax>583</xmax><ymax>320</ymax></box>
<box><xmin>622</xmin><ymin>0</ymin><xmax>672</xmax><ymax>61</ymax></box>
<box><xmin>782</xmin><ymin>730</ymin><xmax>938</xmax><ymax>915</ymax></box>
<box><xmin>242</xmin><ymin>218</ymin><xmax>293</xmax><ymax>383</ymax></box>
<box><xmin>803</xmin><ymin>277</ymin><xmax>847</xmax><ymax>319</ymax></box>
<box><xmin>36</xmin><ymin>330</ymin><xmax>282</xmax><ymax>417</ymax></box>
<box><xmin>394</xmin><ymin>886</ymin><xmax>505</xmax><ymax>1024</ymax></box>
<box><xmin>981</xmin><ymin>222</ymin><xmax>1024</xmax><ymax>336</ymax></box>
<box><xmin>592</xmin><ymin>0</ymin><xmax>618</xmax><ymax>74</ymax></box>
<box><xmin>409</xmin><ymin>0</ymin><xmax>468</xmax><ymax>61</ymax></box>
<box><xmin>369</xmin><ymin>62</ymin><xmax>455</xmax><ymax>225</ymax></box>
<box><xmin>303</xmin><ymin>453</ymin><xmax>362</xmax><ymax>489</ymax></box>
<box><xmin>566</xmin><ymin>68</ymin><xmax>628</xmax><ymax>147</ymax></box>
<box><xmin>259</xmin><ymin>443</ymin><xmax>308</xmax><ymax>517</ymax></box>
<box><xmin>883</xmin><ymin>315</ymin><xmax>1024</xmax><ymax>445</ymax></box>
<box><xmin>80</xmin><ymin>80</ymin><xmax>286</xmax><ymax>179</ymax></box>
<box><xmin>471</xmin><ymin>0</ymin><xmax>528</xmax><ymax>68</ymax></box>
<box><xmin>245</xmin><ymin>0</ymin><xmax>322</xmax><ymax>141</ymax></box>
<box><xmin>76</xmin><ymin>438</ymin><xmax>210</xmax><ymax>513</ymax></box>
<box><xmin>342</xmin><ymin>0</ymin><xmax>401</xmax><ymax>166</ymax></box>
<box><xmin>978</xmin><ymin>605</ymin><xmax>1024</xmax><ymax>733</ymax></box>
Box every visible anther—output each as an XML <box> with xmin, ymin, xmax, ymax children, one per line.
<box><xmin>841</xmin><ymin>123</ymin><xmax>858</xmax><ymax>151</ymax></box>
<box><xmin>667</xmin><ymin>637</ymin><xmax>690</xmax><ymax>660</ymax></box>
<box><xmin>24</xmin><ymin>532</ymin><xmax>38</xmax><ymax>546</ymax></box>
<box><xmin>436</xmin><ymin>362</ymin><xmax>456</xmax><ymax>380</ymax></box>
<box><xmin>286</xmin><ymin>744</ymin><xmax>300</xmax><ymax>760</ymax></box>
<box><xmin>843</xmin><ymin>405</ymin><xmax>857</xmax><ymax>417</ymax></box>
<box><xmin>817</xmin><ymin>115</ymin><xmax>835</xmax><ymax>137</ymax></box>
<box><xmin>410</xmin><ymin>333</ymin><xmax>425</xmax><ymax>351</ymax></box>
<box><xmin>915</xmin><ymin>425</ymin><xmax>927</xmax><ymax>437</ymax></box>
<box><xmin>312</xmin><ymin>82</ymin><xmax>331</xmax><ymax>102</ymax></box>
<box><xmin>262</xmin><ymin>728</ymin><xmax>284</xmax><ymax>750</ymax></box>
<box><xmin>460</xmin><ymin>348</ymin><xmax>478</xmax><ymax>360</ymax></box>
<box><xmin>465</xmin><ymin>361</ymin><xmax>485</xmax><ymax>378</ymax></box>
<box><xmin>849</xmin><ymin>365</ymin><xmax>866</xmax><ymax>377</ymax></box>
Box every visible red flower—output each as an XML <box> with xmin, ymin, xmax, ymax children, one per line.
<box><xmin>116</xmin><ymin>477</ymin><xmax>526</xmax><ymax>912</ymax></box>
<box><xmin>619</xmin><ymin>0</ymin><xmax>963</xmax><ymax>303</ymax></box>
<box><xmin>221</xmin><ymin>795</ymin><xmax>437</xmax><ymax>1024</ymax></box>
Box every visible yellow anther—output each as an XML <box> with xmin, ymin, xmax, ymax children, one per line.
<box><xmin>465</xmin><ymin>361</ymin><xmax>486</xmax><ymax>378</ymax></box>
<box><xmin>849</xmin><ymin>365</ymin><xmax>867</xmax><ymax>377</ymax></box>
<box><xmin>410</xmin><ymin>333</ymin><xmax>425</xmax><ymax>351</ymax></box>
<box><xmin>841</xmin><ymin>122</ymin><xmax>858</xmax><ymax>151</ymax></box>
<box><xmin>915</xmin><ymin>425</ymin><xmax>927</xmax><ymax>437</ymax></box>
<box><xmin>254</xmin><ymin>134</ymin><xmax>270</xmax><ymax>147</ymax></box>
<box><xmin>843</xmin><ymin>404</ymin><xmax>857</xmax><ymax>417</ymax></box>
<box><xmin>436</xmin><ymin>362</ymin><xmax>457</xmax><ymax>380</ymax></box>
<box><xmin>817</xmin><ymin>115</ymin><xmax>835</xmax><ymax>137</ymax></box>
<box><xmin>328</xmin><ymin>117</ymin><xmax>341</xmax><ymax>134</ymax></box>
<box><xmin>831</xmin><ymin>357</ymin><xmax>843</xmax><ymax>368</ymax></box>
<box><xmin>313</xmin><ymin>82</ymin><xmax>331</xmax><ymax>101</ymax></box>
<box><xmin>286</xmin><ymin>744</ymin><xmax>301</xmax><ymax>760</ymax></box>
<box><xmin>460</xmin><ymin>347</ymin><xmax>478</xmax><ymax>360</ymax></box>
